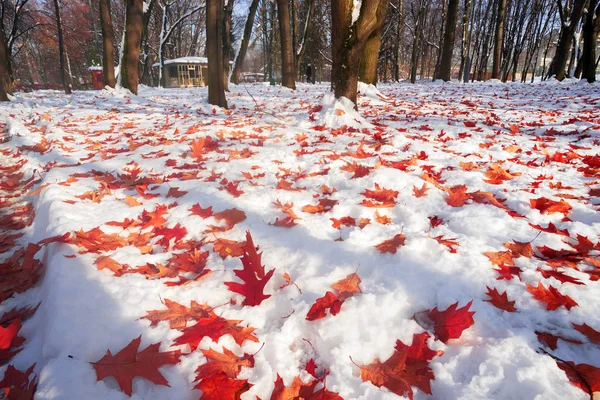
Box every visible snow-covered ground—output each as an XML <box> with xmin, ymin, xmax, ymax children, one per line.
<box><xmin>1</xmin><ymin>80</ymin><xmax>599</xmax><ymax>400</ymax></box>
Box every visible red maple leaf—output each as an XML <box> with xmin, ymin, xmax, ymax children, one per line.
<box><xmin>417</xmin><ymin>301</ymin><xmax>475</xmax><ymax>343</ymax></box>
<box><xmin>225</xmin><ymin>231</ymin><xmax>275</xmax><ymax>306</ymax></box>
<box><xmin>358</xmin><ymin>332</ymin><xmax>442</xmax><ymax>399</ymax></box>
<box><xmin>556</xmin><ymin>361</ymin><xmax>600</xmax><ymax>397</ymax></box>
<box><xmin>360</xmin><ymin>184</ymin><xmax>398</xmax><ymax>208</ymax></box>
<box><xmin>412</xmin><ymin>183</ymin><xmax>429</xmax><ymax>198</ymax></box>
<box><xmin>189</xmin><ymin>203</ymin><xmax>213</xmax><ymax>218</ymax></box>
<box><xmin>530</xmin><ymin>197</ymin><xmax>572</xmax><ymax>216</ymax></box>
<box><xmin>306</xmin><ymin>291</ymin><xmax>345</xmax><ymax>321</ymax></box>
<box><xmin>484</xmin><ymin>287</ymin><xmax>516</xmax><ymax>312</ymax></box>
<box><xmin>526</xmin><ymin>283</ymin><xmax>578</xmax><ymax>310</ymax></box>
<box><xmin>140</xmin><ymin>299</ymin><xmax>214</xmax><ymax>329</ymax></box>
<box><xmin>195</xmin><ymin>371</ymin><xmax>252</xmax><ymax>400</ymax></box>
<box><xmin>0</xmin><ymin>319</ymin><xmax>25</xmax><ymax>362</ymax></box>
<box><xmin>91</xmin><ymin>336</ymin><xmax>182</xmax><ymax>396</ymax></box>
<box><xmin>0</xmin><ymin>364</ymin><xmax>36</xmax><ymax>400</ymax></box>
<box><xmin>173</xmin><ymin>314</ymin><xmax>258</xmax><ymax>349</ymax></box>
<box><xmin>572</xmin><ymin>323</ymin><xmax>600</xmax><ymax>345</ymax></box>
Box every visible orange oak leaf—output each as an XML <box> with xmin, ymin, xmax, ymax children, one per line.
<box><xmin>444</xmin><ymin>185</ymin><xmax>469</xmax><ymax>207</ymax></box>
<box><xmin>212</xmin><ymin>238</ymin><xmax>245</xmax><ymax>259</ymax></box>
<box><xmin>358</xmin><ymin>332</ymin><xmax>442</xmax><ymax>400</ymax></box>
<box><xmin>91</xmin><ymin>336</ymin><xmax>181</xmax><ymax>396</ymax></box>
<box><xmin>95</xmin><ymin>256</ymin><xmax>127</xmax><ymax>276</ymax></box>
<box><xmin>526</xmin><ymin>283</ymin><xmax>578</xmax><ymax>310</ymax></box>
<box><xmin>484</xmin><ymin>287</ymin><xmax>516</xmax><ymax>312</ymax></box>
<box><xmin>417</xmin><ymin>301</ymin><xmax>475</xmax><ymax>343</ymax></box>
<box><xmin>331</xmin><ymin>273</ymin><xmax>362</xmax><ymax>300</ymax></box>
<box><xmin>302</xmin><ymin>198</ymin><xmax>338</xmax><ymax>214</ymax></box>
<box><xmin>361</xmin><ymin>184</ymin><xmax>398</xmax><ymax>208</ymax></box>
<box><xmin>195</xmin><ymin>372</ymin><xmax>251</xmax><ymax>400</ymax></box>
<box><xmin>213</xmin><ymin>208</ymin><xmax>247</xmax><ymax>229</ymax></box>
<box><xmin>374</xmin><ymin>211</ymin><xmax>391</xmax><ymax>224</ymax></box>
<box><xmin>412</xmin><ymin>183</ymin><xmax>429</xmax><ymax>198</ymax></box>
<box><xmin>484</xmin><ymin>251</ymin><xmax>514</xmax><ymax>266</ymax></box>
<box><xmin>375</xmin><ymin>234</ymin><xmax>406</xmax><ymax>254</ymax></box>
<box><xmin>194</xmin><ymin>348</ymin><xmax>254</xmax><ymax>382</ymax></box>
<box><xmin>270</xmin><ymin>374</ymin><xmax>303</xmax><ymax>400</ymax></box>
<box><xmin>483</xmin><ymin>164</ymin><xmax>520</xmax><ymax>184</ymax></box>
<box><xmin>168</xmin><ymin>248</ymin><xmax>209</xmax><ymax>274</ymax></box>
<box><xmin>530</xmin><ymin>197</ymin><xmax>572</xmax><ymax>216</ymax></box>
<box><xmin>503</xmin><ymin>241</ymin><xmax>533</xmax><ymax>258</ymax></box>
<box><xmin>140</xmin><ymin>299</ymin><xmax>214</xmax><ymax>329</ymax></box>
<box><xmin>225</xmin><ymin>231</ymin><xmax>275</xmax><ymax>306</ymax></box>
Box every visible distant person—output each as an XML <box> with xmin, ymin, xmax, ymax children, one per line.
<box><xmin>306</xmin><ymin>64</ymin><xmax>313</xmax><ymax>84</ymax></box>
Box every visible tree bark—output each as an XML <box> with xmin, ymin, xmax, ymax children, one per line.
<box><xmin>223</xmin><ymin>0</ymin><xmax>235</xmax><ymax>91</ymax></box>
<box><xmin>393</xmin><ymin>0</ymin><xmax>404</xmax><ymax>81</ymax></box>
<box><xmin>433</xmin><ymin>0</ymin><xmax>447</xmax><ymax>80</ymax></box>
<box><xmin>53</xmin><ymin>0</ymin><xmax>71</xmax><ymax>94</ymax></box>
<box><xmin>332</xmin><ymin>0</ymin><xmax>385</xmax><ymax>104</ymax></box>
<box><xmin>358</xmin><ymin>0</ymin><xmax>388</xmax><ymax>84</ymax></box>
<box><xmin>438</xmin><ymin>0</ymin><xmax>459</xmax><ymax>81</ymax></box>
<box><xmin>231</xmin><ymin>0</ymin><xmax>259</xmax><ymax>84</ymax></box>
<box><xmin>549</xmin><ymin>0</ymin><xmax>587</xmax><ymax>80</ymax></box>
<box><xmin>0</xmin><ymin>25</ymin><xmax>11</xmax><ymax>100</ymax></box>
<box><xmin>295</xmin><ymin>0</ymin><xmax>315</xmax><ymax>74</ymax></box>
<box><xmin>580</xmin><ymin>0</ymin><xmax>599</xmax><ymax>82</ymax></box>
<box><xmin>99</xmin><ymin>0</ymin><xmax>116</xmax><ymax>88</ymax></box>
<box><xmin>458</xmin><ymin>0</ymin><xmax>472</xmax><ymax>81</ymax></box>
<box><xmin>277</xmin><ymin>0</ymin><xmax>296</xmax><ymax>89</ymax></box>
<box><xmin>491</xmin><ymin>0</ymin><xmax>506</xmax><ymax>79</ymax></box>
<box><xmin>207</xmin><ymin>0</ymin><xmax>228</xmax><ymax>107</ymax></box>
<box><xmin>120</xmin><ymin>0</ymin><xmax>143</xmax><ymax>94</ymax></box>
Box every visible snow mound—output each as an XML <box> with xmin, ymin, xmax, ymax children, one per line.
<box><xmin>315</xmin><ymin>93</ymin><xmax>372</xmax><ymax>129</ymax></box>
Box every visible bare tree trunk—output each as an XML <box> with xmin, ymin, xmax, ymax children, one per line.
<box><xmin>231</xmin><ymin>0</ymin><xmax>260</xmax><ymax>84</ymax></box>
<box><xmin>433</xmin><ymin>0</ymin><xmax>447</xmax><ymax>80</ymax></box>
<box><xmin>99</xmin><ymin>0</ymin><xmax>116</xmax><ymax>88</ymax></box>
<box><xmin>53</xmin><ymin>0</ymin><xmax>71</xmax><ymax>94</ymax></box>
<box><xmin>207</xmin><ymin>0</ymin><xmax>228</xmax><ymax>107</ymax></box>
<box><xmin>0</xmin><ymin>26</ymin><xmax>11</xmax><ymax>100</ymax></box>
<box><xmin>359</xmin><ymin>0</ymin><xmax>388</xmax><ymax>84</ymax></box>
<box><xmin>223</xmin><ymin>0</ymin><xmax>235</xmax><ymax>91</ymax></box>
<box><xmin>549</xmin><ymin>0</ymin><xmax>587</xmax><ymax>80</ymax></box>
<box><xmin>332</xmin><ymin>0</ymin><xmax>386</xmax><ymax>104</ymax></box>
<box><xmin>295</xmin><ymin>0</ymin><xmax>315</xmax><ymax>73</ymax></box>
<box><xmin>120</xmin><ymin>0</ymin><xmax>143</xmax><ymax>94</ymax></box>
<box><xmin>458</xmin><ymin>0</ymin><xmax>473</xmax><ymax>80</ymax></box>
<box><xmin>393</xmin><ymin>0</ymin><xmax>404</xmax><ymax>80</ymax></box>
<box><xmin>438</xmin><ymin>0</ymin><xmax>459</xmax><ymax>80</ymax></box>
<box><xmin>277</xmin><ymin>0</ymin><xmax>296</xmax><ymax>89</ymax></box>
<box><xmin>491</xmin><ymin>0</ymin><xmax>506</xmax><ymax>79</ymax></box>
<box><xmin>580</xmin><ymin>0</ymin><xmax>599</xmax><ymax>82</ymax></box>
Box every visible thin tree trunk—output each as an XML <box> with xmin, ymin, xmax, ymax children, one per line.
<box><xmin>277</xmin><ymin>0</ymin><xmax>296</xmax><ymax>89</ymax></box>
<box><xmin>394</xmin><ymin>0</ymin><xmax>404</xmax><ymax>80</ymax></box>
<box><xmin>491</xmin><ymin>0</ymin><xmax>506</xmax><ymax>79</ymax></box>
<box><xmin>359</xmin><ymin>0</ymin><xmax>388</xmax><ymax>84</ymax></box>
<box><xmin>223</xmin><ymin>0</ymin><xmax>235</xmax><ymax>91</ymax></box>
<box><xmin>439</xmin><ymin>0</ymin><xmax>459</xmax><ymax>80</ymax></box>
<box><xmin>459</xmin><ymin>0</ymin><xmax>473</xmax><ymax>80</ymax></box>
<box><xmin>0</xmin><ymin>25</ymin><xmax>11</xmax><ymax>100</ymax></box>
<box><xmin>207</xmin><ymin>0</ymin><xmax>227</xmax><ymax>107</ymax></box>
<box><xmin>100</xmin><ymin>0</ymin><xmax>116</xmax><ymax>88</ymax></box>
<box><xmin>231</xmin><ymin>0</ymin><xmax>260</xmax><ymax>84</ymax></box>
<box><xmin>120</xmin><ymin>0</ymin><xmax>143</xmax><ymax>94</ymax></box>
<box><xmin>433</xmin><ymin>0</ymin><xmax>447</xmax><ymax>80</ymax></box>
<box><xmin>53</xmin><ymin>0</ymin><xmax>71</xmax><ymax>94</ymax></box>
<box><xmin>295</xmin><ymin>0</ymin><xmax>315</xmax><ymax>73</ymax></box>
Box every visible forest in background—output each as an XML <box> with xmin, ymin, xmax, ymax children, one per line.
<box><xmin>0</xmin><ymin>0</ymin><xmax>598</xmax><ymax>104</ymax></box>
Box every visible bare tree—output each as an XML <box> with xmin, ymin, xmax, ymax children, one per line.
<box><xmin>207</xmin><ymin>0</ymin><xmax>227</xmax><ymax>107</ymax></box>
<box><xmin>277</xmin><ymin>0</ymin><xmax>296</xmax><ymax>89</ymax></box>
<box><xmin>120</xmin><ymin>0</ymin><xmax>143</xmax><ymax>94</ymax></box>
<box><xmin>222</xmin><ymin>0</ymin><xmax>234</xmax><ymax>91</ymax></box>
<box><xmin>53</xmin><ymin>0</ymin><xmax>71</xmax><ymax>94</ymax></box>
<box><xmin>230</xmin><ymin>0</ymin><xmax>259</xmax><ymax>84</ymax></box>
<box><xmin>548</xmin><ymin>0</ymin><xmax>587</xmax><ymax>80</ymax></box>
<box><xmin>578</xmin><ymin>0</ymin><xmax>599</xmax><ymax>82</ymax></box>
<box><xmin>438</xmin><ymin>0</ymin><xmax>458</xmax><ymax>80</ymax></box>
<box><xmin>99</xmin><ymin>0</ymin><xmax>115</xmax><ymax>88</ymax></box>
<box><xmin>491</xmin><ymin>0</ymin><xmax>507</xmax><ymax>79</ymax></box>
<box><xmin>0</xmin><ymin>25</ymin><xmax>9</xmax><ymax>100</ymax></box>
<box><xmin>294</xmin><ymin>0</ymin><xmax>314</xmax><ymax>74</ymax></box>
